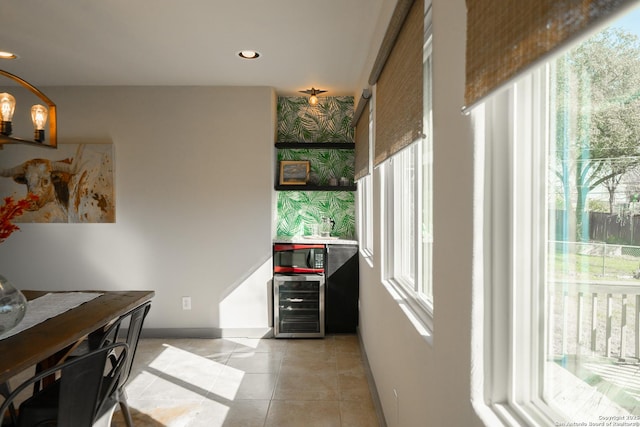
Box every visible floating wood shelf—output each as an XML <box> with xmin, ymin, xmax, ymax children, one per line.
<box><xmin>275</xmin><ymin>184</ymin><xmax>357</xmax><ymax>192</ymax></box>
<box><xmin>275</xmin><ymin>142</ymin><xmax>355</xmax><ymax>149</ymax></box>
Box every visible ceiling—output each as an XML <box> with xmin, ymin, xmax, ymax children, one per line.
<box><xmin>0</xmin><ymin>1</ymin><xmax>391</xmax><ymax>97</ymax></box>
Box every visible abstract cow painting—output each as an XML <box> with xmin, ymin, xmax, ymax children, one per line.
<box><xmin>0</xmin><ymin>144</ymin><xmax>115</xmax><ymax>223</ymax></box>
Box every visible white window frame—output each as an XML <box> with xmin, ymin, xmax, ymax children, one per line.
<box><xmin>357</xmin><ymin>99</ymin><xmax>374</xmax><ymax>260</ymax></box>
<box><xmin>472</xmin><ymin>63</ymin><xmax>575</xmax><ymax>427</ymax></box>
<box><xmin>357</xmin><ymin>173</ymin><xmax>373</xmax><ymax>259</ymax></box>
<box><xmin>382</xmin><ymin>142</ymin><xmax>433</xmax><ymax>336</ymax></box>
<box><xmin>379</xmin><ymin>4</ymin><xmax>434</xmax><ymax>337</ymax></box>
<box><xmin>421</xmin><ymin>18</ymin><xmax>434</xmax><ymax>309</ymax></box>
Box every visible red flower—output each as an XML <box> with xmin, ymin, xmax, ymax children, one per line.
<box><xmin>0</xmin><ymin>194</ymin><xmax>38</xmax><ymax>243</ymax></box>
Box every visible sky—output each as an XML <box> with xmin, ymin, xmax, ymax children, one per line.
<box><xmin>611</xmin><ymin>4</ymin><xmax>640</xmax><ymax>38</ymax></box>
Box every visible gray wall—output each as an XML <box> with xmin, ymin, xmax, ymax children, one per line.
<box><xmin>0</xmin><ymin>86</ymin><xmax>277</xmax><ymax>335</ymax></box>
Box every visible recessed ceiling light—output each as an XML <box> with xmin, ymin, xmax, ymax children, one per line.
<box><xmin>0</xmin><ymin>51</ymin><xmax>17</xmax><ymax>60</ymax></box>
<box><xmin>238</xmin><ymin>50</ymin><xmax>260</xmax><ymax>60</ymax></box>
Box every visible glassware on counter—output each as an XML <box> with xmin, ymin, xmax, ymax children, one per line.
<box><xmin>0</xmin><ymin>274</ymin><xmax>27</xmax><ymax>336</ymax></box>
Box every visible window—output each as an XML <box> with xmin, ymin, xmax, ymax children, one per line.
<box><xmin>380</xmin><ymin>10</ymin><xmax>433</xmax><ymax>331</ymax></box>
<box><xmin>357</xmin><ymin>173</ymin><xmax>373</xmax><ymax>258</ymax></box>
<box><xmin>385</xmin><ymin>144</ymin><xmax>418</xmax><ymax>288</ymax></box>
<box><xmin>422</xmin><ymin>27</ymin><xmax>433</xmax><ymax>306</ymax></box>
<box><xmin>476</xmin><ymin>9</ymin><xmax>640</xmax><ymax>425</ymax></box>
<box><xmin>358</xmin><ymin>101</ymin><xmax>374</xmax><ymax>259</ymax></box>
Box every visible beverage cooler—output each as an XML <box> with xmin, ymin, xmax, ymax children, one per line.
<box><xmin>273</xmin><ymin>274</ymin><xmax>325</xmax><ymax>338</ymax></box>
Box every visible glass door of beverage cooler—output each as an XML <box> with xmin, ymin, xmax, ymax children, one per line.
<box><xmin>273</xmin><ymin>274</ymin><xmax>325</xmax><ymax>338</ymax></box>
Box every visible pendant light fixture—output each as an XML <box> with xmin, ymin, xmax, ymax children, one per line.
<box><xmin>299</xmin><ymin>88</ymin><xmax>327</xmax><ymax>106</ymax></box>
<box><xmin>0</xmin><ymin>69</ymin><xmax>57</xmax><ymax>149</ymax></box>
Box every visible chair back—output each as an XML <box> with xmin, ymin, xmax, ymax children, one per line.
<box><xmin>119</xmin><ymin>301</ymin><xmax>150</xmax><ymax>387</ymax></box>
<box><xmin>0</xmin><ymin>342</ymin><xmax>128</xmax><ymax>426</ymax></box>
<box><xmin>96</xmin><ymin>301</ymin><xmax>151</xmax><ymax>388</ymax></box>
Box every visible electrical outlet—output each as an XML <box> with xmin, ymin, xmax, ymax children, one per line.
<box><xmin>182</xmin><ymin>296</ymin><xmax>192</xmax><ymax>310</ymax></box>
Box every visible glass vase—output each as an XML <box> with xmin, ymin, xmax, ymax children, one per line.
<box><xmin>0</xmin><ymin>274</ymin><xmax>27</xmax><ymax>336</ymax></box>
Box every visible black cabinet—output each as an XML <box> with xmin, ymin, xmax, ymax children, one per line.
<box><xmin>325</xmin><ymin>244</ymin><xmax>359</xmax><ymax>333</ymax></box>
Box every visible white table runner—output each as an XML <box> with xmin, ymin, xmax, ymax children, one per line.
<box><xmin>0</xmin><ymin>292</ymin><xmax>103</xmax><ymax>340</ymax></box>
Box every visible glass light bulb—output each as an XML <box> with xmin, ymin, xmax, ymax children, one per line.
<box><xmin>240</xmin><ymin>50</ymin><xmax>258</xmax><ymax>59</ymax></box>
<box><xmin>0</xmin><ymin>51</ymin><xmax>17</xmax><ymax>60</ymax></box>
<box><xmin>31</xmin><ymin>104</ymin><xmax>48</xmax><ymax>130</ymax></box>
<box><xmin>309</xmin><ymin>94</ymin><xmax>319</xmax><ymax>106</ymax></box>
<box><xmin>0</xmin><ymin>93</ymin><xmax>16</xmax><ymax>122</ymax></box>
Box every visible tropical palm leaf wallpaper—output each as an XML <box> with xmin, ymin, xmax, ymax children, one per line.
<box><xmin>276</xmin><ymin>97</ymin><xmax>356</xmax><ymax>238</ymax></box>
<box><xmin>277</xmin><ymin>97</ymin><xmax>354</xmax><ymax>142</ymax></box>
<box><xmin>276</xmin><ymin>191</ymin><xmax>355</xmax><ymax>238</ymax></box>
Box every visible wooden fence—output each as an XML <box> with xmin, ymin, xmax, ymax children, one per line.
<box><xmin>552</xmin><ymin>210</ymin><xmax>640</xmax><ymax>246</ymax></box>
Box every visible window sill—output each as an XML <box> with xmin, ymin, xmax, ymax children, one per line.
<box><xmin>359</xmin><ymin>248</ymin><xmax>374</xmax><ymax>267</ymax></box>
<box><xmin>381</xmin><ymin>278</ymin><xmax>433</xmax><ymax>346</ymax></box>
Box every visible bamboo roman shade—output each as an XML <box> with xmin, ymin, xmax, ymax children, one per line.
<box><xmin>354</xmin><ymin>98</ymin><xmax>370</xmax><ymax>180</ymax></box>
<box><xmin>374</xmin><ymin>0</ymin><xmax>424</xmax><ymax>166</ymax></box>
<box><xmin>464</xmin><ymin>0</ymin><xmax>635</xmax><ymax>110</ymax></box>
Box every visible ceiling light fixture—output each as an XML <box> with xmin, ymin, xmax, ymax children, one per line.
<box><xmin>299</xmin><ymin>88</ymin><xmax>327</xmax><ymax>106</ymax></box>
<box><xmin>0</xmin><ymin>70</ymin><xmax>56</xmax><ymax>149</ymax></box>
<box><xmin>0</xmin><ymin>51</ymin><xmax>17</xmax><ymax>60</ymax></box>
<box><xmin>238</xmin><ymin>50</ymin><xmax>260</xmax><ymax>59</ymax></box>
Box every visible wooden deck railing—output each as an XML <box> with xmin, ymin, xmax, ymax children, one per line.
<box><xmin>556</xmin><ymin>280</ymin><xmax>640</xmax><ymax>360</ymax></box>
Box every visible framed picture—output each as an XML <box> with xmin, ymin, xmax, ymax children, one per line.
<box><xmin>0</xmin><ymin>143</ymin><xmax>115</xmax><ymax>223</ymax></box>
<box><xmin>279</xmin><ymin>160</ymin><xmax>310</xmax><ymax>185</ymax></box>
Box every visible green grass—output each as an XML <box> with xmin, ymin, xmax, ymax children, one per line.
<box><xmin>551</xmin><ymin>251</ymin><xmax>640</xmax><ymax>281</ymax></box>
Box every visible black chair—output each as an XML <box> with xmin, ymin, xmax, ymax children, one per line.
<box><xmin>74</xmin><ymin>301</ymin><xmax>151</xmax><ymax>427</ymax></box>
<box><xmin>0</xmin><ymin>342</ymin><xmax>128</xmax><ymax>427</ymax></box>
<box><xmin>0</xmin><ymin>382</ymin><xmax>17</xmax><ymax>426</ymax></box>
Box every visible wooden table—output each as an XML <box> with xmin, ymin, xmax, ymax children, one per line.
<box><xmin>0</xmin><ymin>290</ymin><xmax>154</xmax><ymax>385</ymax></box>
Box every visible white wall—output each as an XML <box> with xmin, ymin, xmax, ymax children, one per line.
<box><xmin>0</xmin><ymin>86</ymin><xmax>277</xmax><ymax>335</ymax></box>
<box><xmin>358</xmin><ymin>0</ymin><xmax>484</xmax><ymax>425</ymax></box>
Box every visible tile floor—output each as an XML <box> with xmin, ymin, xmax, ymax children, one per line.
<box><xmin>109</xmin><ymin>334</ymin><xmax>381</xmax><ymax>427</ymax></box>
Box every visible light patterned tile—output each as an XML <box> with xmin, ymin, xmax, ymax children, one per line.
<box><xmin>285</xmin><ymin>337</ymin><xmax>336</xmax><ymax>357</ymax></box>
<box><xmin>273</xmin><ymin>373</ymin><xmax>339</xmax><ymax>401</ymax></box>
<box><xmin>111</xmin><ymin>399</ymin><xmax>205</xmax><ymax>427</ymax></box>
<box><xmin>334</xmin><ymin>336</ymin><xmax>362</xmax><ymax>356</ymax></box>
<box><xmin>226</xmin><ymin>351</ymin><xmax>284</xmax><ymax>374</ymax></box>
<box><xmin>338</xmin><ymin>371</ymin><xmax>373</xmax><ymax>401</ymax></box>
<box><xmin>110</xmin><ymin>336</ymin><xmax>379</xmax><ymax>426</ymax></box>
<box><xmin>265</xmin><ymin>400</ymin><xmax>341</xmax><ymax>427</ymax></box>
<box><xmin>230</xmin><ymin>337</ymin><xmax>289</xmax><ymax>354</ymax></box>
<box><xmin>133</xmin><ymin>374</ymin><xmax>209</xmax><ymax>402</ymax></box>
<box><xmin>219</xmin><ymin>400</ymin><xmax>270</xmax><ymax>427</ymax></box>
<box><xmin>235</xmin><ymin>373</ymin><xmax>278</xmax><ymax>400</ymax></box>
<box><xmin>279</xmin><ymin>357</ymin><xmax>337</xmax><ymax>375</ymax></box>
<box><xmin>209</xmin><ymin>372</ymin><xmax>278</xmax><ymax>401</ymax></box>
<box><xmin>341</xmin><ymin>398</ymin><xmax>380</xmax><ymax>427</ymax></box>
<box><xmin>122</xmin><ymin>370</ymin><xmax>159</xmax><ymax>399</ymax></box>
<box><xmin>336</xmin><ymin>354</ymin><xmax>366</xmax><ymax>374</ymax></box>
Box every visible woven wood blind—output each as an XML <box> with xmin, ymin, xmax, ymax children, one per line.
<box><xmin>374</xmin><ymin>0</ymin><xmax>424</xmax><ymax>166</ymax></box>
<box><xmin>465</xmin><ymin>0</ymin><xmax>635</xmax><ymax>110</ymax></box>
<box><xmin>354</xmin><ymin>98</ymin><xmax>370</xmax><ymax>180</ymax></box>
